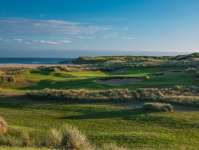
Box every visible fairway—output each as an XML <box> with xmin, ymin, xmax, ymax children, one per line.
<box><xmin>0</xmin><ymin>66</ymin><xmax>198</xmax><ymax>91</ymax></box>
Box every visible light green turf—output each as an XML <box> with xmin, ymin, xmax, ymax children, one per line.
<box><xmin>0</xmin><ymin>66</ymin><xmax>198</xmax><ymax>91</ymax></box>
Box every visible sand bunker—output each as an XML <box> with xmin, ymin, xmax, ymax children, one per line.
<box><xmin>96</xmin><ymin>77</ymin><xmax>143</xmax><ymax>85</ymax></box>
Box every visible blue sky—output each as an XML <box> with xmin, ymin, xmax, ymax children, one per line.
<box><xmin>0</xmin><ymin>0</ymin><xmax>198</xmax><ymax>57</ymax></box>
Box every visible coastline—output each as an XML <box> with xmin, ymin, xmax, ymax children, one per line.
<box><xmin>0</xmin><ymin>64</ymin><xmax>73</xmax><ymax>68</ymax></box>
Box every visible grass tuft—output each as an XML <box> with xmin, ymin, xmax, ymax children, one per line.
<box><xmin>46</xmin><ymin>128</ymin><xmax>61</xmax><ymax>148</ymax></box>
<box><xmin>102</xmin><ymin>143</ymin><xmax>130</xmax><ymax>150</ymax></box>
<box><xmin>142</xmin><ymin>103</ymin><xmax>174</xmax><ymax>112</ymax></box>
<box><xmin>60</xmin><ymin>124</ymin><xmax>94</xmax><ymax>150</ymax></box>
<box><xmin>0</xmin><ymin>117</ymin><xmax>7</xmax><ymax>135</ymax></box>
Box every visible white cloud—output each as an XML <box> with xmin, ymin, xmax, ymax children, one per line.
<box><xmin>39</xmin><ymin>40</ymin><xmax>59</xmax><ymax>45</ymax></box>
<box><xmin>77</xmin><ymin>36</ymin><xmax>93</xmax><ymax>40</ymax></box>
<box><xmin>102</xmin><ymin>33</ymin><xmax>136</xmax><ymax>40</ymax></box>
<box><xmin>13</xmin><ymin>38</ymin><xmax>23</xmax><ymax>42</ymax></box>
<box><xmin>103</xmin><ymin>32</ymin><xmax>119</xmax><ymax>39</ymax></box>
<box><xmin>0</xmin><ymin>37</ymin><xmax>72</xmax><ymax>46</ymax></box>
<box><xmin>0</xmin><ymin>18</ymin><xmax>137</xmax><ymax>49</ymax></box>
<box><xmin>38</xmin><ymin>39</ymin><xmax>72</xmax><ymax>45</ymax></box>
<box><xmin>60</xmin><ymin>40</ymin><xmax>72</xmax><ymax>43</ymax></box>
<box><xmin>0</xmin><ymin>18</ymin><xmax>109</xmax><ymax>37</ymax></box>
<box><xmin>122</xmin><ymin>36</ymin><xmax>136</xmax><ymax>40</ymax></box>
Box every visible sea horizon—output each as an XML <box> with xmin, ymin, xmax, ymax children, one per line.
<box><xmin>0</xmin><ymin>57</ymin><xmax>74</xmax><ymax>64</ymax></box>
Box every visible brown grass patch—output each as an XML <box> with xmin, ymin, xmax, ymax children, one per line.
<box><xmin>0</xmin><ymin>117</ymin><xmax>7</xmax><ymax>134</ymax></box>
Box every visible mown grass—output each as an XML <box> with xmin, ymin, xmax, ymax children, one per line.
<box><xmin>0</xmin><ymin>96</ymin><xmax>198</xmax><ymax>149</ymax></box>
<box><xmin>0</xmin><ymin>66</ymin><xmax>197</xmax><ymax>92</ymax></box>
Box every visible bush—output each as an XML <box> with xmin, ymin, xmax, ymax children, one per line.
<box><xmin>174</xmin><ymin>85</ymin><xmax>184</xmax><ymax>90</ymax></box>
<box><xmin>60</xmin><ymin>124</ymin><xmax>94</xmax><ymax>150</ymax></box>
<box><xmin>26</xmin><ymin>89</ymin><xmax>135</xmax><ymax>102</ymax></box>
<box><xmin>0</xmin><ymin>75</ymin><xmax>15</xmax><ymax>83</ymax></box>
<box><xmin>0</xmin><ymin>117</ymin><xmax>7</xmax><ymax>134</ymax></box>
<box><xmin>0</xmin><ymin>127</ymin><xmax>34</xmax><ymax>147</ymax></box>
<box><xmin>142</xmin><ymin>103</ymin><xmax>174</xmax><ymax>112</ymax></box>
<box><xmin>0</xmin><ymin>117</ymin><xmax>94</xmax><ymax>149</ymax></box>
<box><xmin>46</xmin><ymin>128</ymin><xmax>61</xmax><ymax>148</ymax></box>
<box><xmin>0</xmin><ymin>121</ymin><xmax>135</xmax><ymax>150</ymax></box>
<box><xmin>5</xmin><ymin>69</ymin><xmax>26</xmax><ymax>75</ymax></box>
<box><xmin>46</xmin><ymin>124</ymin><xmax>94</xmax><ymax>150</ymax></box>
<box><xmin>0</xmin><ymin>71</ymin><xmax>4</xmax><ymax>76</ymax></box>
<box><xmin>38</xmin><ymin>66</ymin><xmax>60</xmax><ymax>73</ymax></box>
<box><xmin>20</xmin><ymin>130</ymin><xmax>31</xmax><ymax>147</ymax></box>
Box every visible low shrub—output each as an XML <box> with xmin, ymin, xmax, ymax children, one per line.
<box><xmin>20</xmin><ymin>130</ymin><xmax>32</xmax><ymax>147</ymax></box>
<box><xmin>0</xmin><ymin>75</ymin><xmax>15</xmax><ymax>83</ymax></box>
<box><xmin>38</xmin><ymin>66</ymin><xmax>60</xmax><ymax>73</ymax></box>
<box><xmin>142</xmin><ymin>103</ymin><xmax>174</xmax><ymax>112</ymax></box>
<box><xmin>0</xmin><ymin>71</ymin><xmax>4</xmax><ymax>76</ymax></box>
<box><xmin>135</xmin><ymin>87</ymin><xmax>199</xmax><ymax>106</ymax></box>
<box><xmin>0</xmin><ymin>118</ymin><xmax>132</xmax><ymax>150</ymax></box>
<box><xmin>0</xmin><ymin>117</ymin><xmax>7</xmax><ymax>134</ymax></box>
<box><xmin>46</xmin><ymin>124</ymin><xmax>94</xmax><ymax>150</ymax></box>
<box><xmin>0</xmin><ymin>126</ymin><xmax>35</xmax><ymax>147</ymax></box>
<box><xmin>26</xmin><ymin>89</ymin><xmax>136</xmax><ymax>102</ymax></box>
<box><xmin>60</xmin><ymin>124</ymin><xmax>94</xmax><ymax>150</ymax></box>
<box><xmin>46</xmin><ymin>128</ymin><xmax>61</xmax><ymax>148</ymax></box>
<box><xmin>31</xmin><ymin>67</ymin><xmax>60</xmax><ymax>75</ymax></box>
<box><xmin>5</xmin><ymin>69</ymin><xmax>26</xmax><ymax>75</ymax></box>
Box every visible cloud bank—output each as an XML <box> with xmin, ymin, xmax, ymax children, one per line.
<box><xmin>0</xmin><ymin>18</ymin><xmax>109</xmax><ymax>36</ymax></box>
<box><xmin>0</xmin><ymin>18</ymin><xmax>136</xmax><ymax>53</ymax></box>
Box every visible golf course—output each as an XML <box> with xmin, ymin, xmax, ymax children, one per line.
<box><xmin>0</xmin><ymin>53</ymin><xmax>198</xmax><ymax>150</ymax></box>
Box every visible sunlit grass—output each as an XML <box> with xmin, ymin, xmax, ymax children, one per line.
<box><xmin>0</xmin><ymin>96</ymin><xmax>198</xmax><ymax>149</ymax></box>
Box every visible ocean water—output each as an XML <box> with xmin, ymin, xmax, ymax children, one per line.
<box><xmin>0</xmin><ymin>58</ymin><xmax>74</xmax><ymax>64</ymax></box>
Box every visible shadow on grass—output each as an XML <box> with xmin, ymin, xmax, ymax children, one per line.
<box><xmin>60</xmin><ymin>107</ymin><xmax>199</xmax><ymax>129</ymax></box>
<box><xmin>0</xmin><ymin>95</ymin><xmax>198</xmax><ymax>130</ymax></box>
<box><xmin>30</xmin><ymin>69</ymin><xmax>51</xmax><ymax>75</ymax></box>
<box><xmin>0</xmin><ymin>94</ymin><xmax>129</xmax><ymax>109</ymax></box>
<box><xmin>20</xmin><ymin>78</ymin><xmax>114</xmax><ymax>90</ymax></box>
<box><xmin>0</xmin><ymin>95</ymin><xmax>50</xmax><ymax>109</ymax></box>
<box><xmin>61</xmin><ymin>108</ymin><xmax>145</xmax><ymax>120</ymax></box>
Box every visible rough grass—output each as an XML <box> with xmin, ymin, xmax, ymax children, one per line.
<box><xmin>59</xmin><ymin>124</ymin><xmax>94</xmax><ymax>150</ymax></box>
<box><xmin>26</xmin><ymin>87</ymin><xmax>199</xmax><ymax>106</ymax></box>
<box><xmin>0</xmin><ymin>117</ymin><xmax>7</xmax><ymax>134</ymax></box>
<box><xmin>0</xmin><ymin>96</ymin><xmax>198</xmax><ymax>150</ymax></box>
<box><xmin>46</xmin><ymin>128</ymin><xmax>61</xmax><ymax>148</ymax></box>
<box><xmin>0</xmin><ymin>122</ymin><xmax>94</xmax><ymax>150</ymax></box>
<box><xmin>102</xmin><ymin>143</ymin><xmax>130</xmax><ymax>150</ymax></box>
<box><xmin>26</xmin><ymin>89</ymin><xmax>134</xmax><ymax>102</ymax></box>
<box><xmin>142</xmin><ymin>103</ymin><xmax>174</xmax><ymax>112</ymax></box>
<box><xmin>135</xmin><ymin>87</ymin><xmax>199</xmax><ymax>106</ymax></box>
